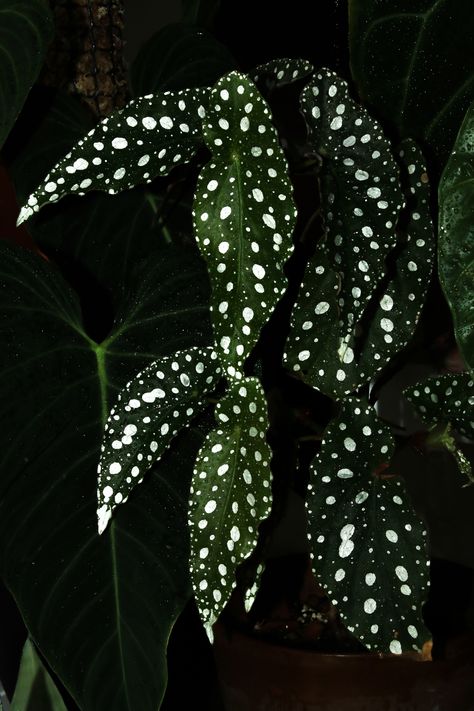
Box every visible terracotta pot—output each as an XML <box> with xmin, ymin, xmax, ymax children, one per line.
<box><xmin>213</xmin><ymin>624</ymin><xmax>474</xmax><ymax>711</ymax></box>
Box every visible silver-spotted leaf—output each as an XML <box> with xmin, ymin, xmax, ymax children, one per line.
<box><xmin>97</xmin><ymin>346</ymin><xmax>221</xmax><ymax>533</ymax></box>
<box><xmin>438</xmin><ymin>101</ymin><xmax>474</xmax><ymax>372</ymax></box>
<box><xmin>251</xmin><ymin>58</ymin><xmax>314</xmax><ymax>87</ymax></box>
<box><xmin>341</xmin><ymin>140</ymin><xmax>434</xmax><ymax>391</ymax></box>
<box><xmin>188</xmin><ymin>376</ymin><xmax>272</xmax><ymax>639</ymax></box>
<box><xmin>307</xmin><ymin>397</ymin><xmax>430</xmax><ymax>653</ymax></box>
<box><xmin>17</xmin><ymin>87</ymin><xmax>209</xmax><ymax>224</ymax></box>
<box><xmin>193</xmin><ymin>71</ymin><xmax>296</xmax><ymax>379</ymax></box>
<box><xmin>301</xmin><ymin>68</ymin><xmax>404</xmax><ymax>341</ymax></box>
<box><xmin>285</xmin><ymin>139</ymin><xmax>433</xmax><ymax>399</ymax></box>
<box><xmin>405</xmin><ymin>373</ymin><xmax>474</xmax><ymax>441</ymax></box>
<box><xmin>285</xmin><ymin>247</ymin><xmax>342</xmax><ymax>397</ymax></box>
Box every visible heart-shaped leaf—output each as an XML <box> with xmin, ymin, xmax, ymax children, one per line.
<box><xmin>307</xmin><ymin>397</ymin><xmax>430</xmax><ymax>654</ymax></box>
<box><xmin>0</xmin><ymin>0</ymin><xmax>53</xmax><ymax>150</ymax></box>
<box><xmin>10</xmin><ymin>639</ymin><xmax>67</xmax><ymax>711</ymax></box>
<box><xmin>130</xmin><ymin>23</ymin><xmax>236</xmax><ymax>96</ymax></box>
<box><xmin>17</xmin><ymin>87</ymin><xmax>209</xmax><ymax>224</ymax></box>
<box><xmin>300</xmin><ymin>68</ymin><xmax>404</xmax><ymax>340</ymax></box>
<box><xmin>193</xmin><ymin>71</ymin><xmax>296</xmax><ymax>378</ymax></box>
<box><xmin>349</xmin><ymin>0</ymin><xmax>474</xmax><ymax>173</ymax></box>
<box><xmin>188</xmin><ymin>377</ymin><xmax>272</xmax><ymax>639</ymax></box>
<box><xmin>438</xmin><ymin>101</ymin><xmax>474</xmax><ymax>372</ymax></box>
<box><xmin>98</xmin><ymin>346</ymin><xmax>222</xmax><ymax>533</ymax></box>
<box><xmin>0</xmin><ymin>242</ymin><xmax>212</xmax><ymax>711</ymax></box>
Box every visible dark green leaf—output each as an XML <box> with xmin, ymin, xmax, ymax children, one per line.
<box><xmin>251</xmin><ymin>58</ymin><xmax>314</xmax><ymax>88</ymax></box>
<box><xmin>404</xmin><ymin>373</ymin><xmax>474</xmax><ymax>440</ymax></box>
<box><xmin>188</xmin><ymin>377</ymin><xmax>272</xmax><ymax>638</ymax></box>
<box><xmin>0</xmin><ymin>0</ymin><xmax>53</xmax><ymax>150</ymax></box>
<box><xmin>438</xmin><ymin>101</ymin><xmax>474</xmax><ymax>371</ymax></box>
<box><xmin>300</xmin><ymin>68</ymin><xmax>404</xmax><ymax>338</ymax></box>
<box><xmin>17</xmin><ymin>88</ymin><xmax>209</xmax><ymax>224</ymax></box>
<box><xmin>349</xmin><ymin>0</ymin><xmax>474</xmax><ymax>172</ymax></box>
<box><xmin>130</xmin><ymin>23</ymin><xmax>236</xmax><ymax>96</ymax></box>
<box><xmin>193</xmin><ymin>71</ymin><xmax>296</xmax><ymax>378</ymax></box>
<box><xmin>0</xmin><ymin>242</ymin><xmax>212</xmax><ymax>711</ymax></box>
<box><xmin>307</xmin><ymin>398</ymin><xmax>430</xmax><ymax>653</ymax></box>
<box><xmin>181</xmin><ymin>0</ymin><xmax>220</xmax><ymax>26</ymax></box>
<box><xmin>345</xmin><ymin>140</ymin><xmax>434</xmax><ymax>389</ymax></box>
<box><xmin>10</xmin><ymin>639</ymin><xmax>67</xmax><ymax>711</ymax></box>
<box><xmin>8</xmin><ymin>90</ymin><xmax>95</xmax><ymax>203</ymax></box>
<box><xmin>98</xmin><ymin>346</ymin><xmax>222</xmax><ymax>533</ymax></box>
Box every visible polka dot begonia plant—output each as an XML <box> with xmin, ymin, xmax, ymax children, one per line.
<box><xmin>18</xmin><ymin>63</ymin><xmax>437</xmax><ymax>654</ymax></box>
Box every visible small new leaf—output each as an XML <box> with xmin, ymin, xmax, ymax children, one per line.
<box><xmin>97</xmin><ymin>346</ymin><xmax>221</xmax><ymax>534</ymax></box>
<box><xmin>188</xmin><ymin>377</ymin><xmax>272</xmax><ymax>640</ymax></box>
<box><xmin>18</xmin><ymin>88</ymin><xmax>209</xmax><ymax>224</ymax></box>
<box><xmin>308</xmin><ymin>398</ymin><xmax>430</xmax><ymax>653</ymax></box>
<box><xmin>251</xmin><ymin>58</ymin><xmax>314</xmax><ymax>88</ymax></box>
<box><xmin>193</xmin><ymin>71</ymin><xmax>296</xmax><ymax>379</ymax></box>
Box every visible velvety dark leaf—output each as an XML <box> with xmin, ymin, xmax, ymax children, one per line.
<box><xmin>17</xmin><ymin>88</ymin><xmax>209</xmax><ymax>224</ymax></box>
<box><xmin>10</xmin><ymin>639</ymin><xmax>67</xmax><ymax>711</ymax></box>
<box><xmin>130</xmin><ymin>23</ymin><xmax>236</xmax><ymax>96</ymax></box>
<box><xmin>0</xmin><ymin>0</ymin><xmax>53</xmax><ymax>150</ymax></box>
<box><xmin>0</xmin><ymin>242</ymin><xmax>212</xmax><ymax>711</ymax></box>
<box><xmin>438</xmin><ymin>101</ymin><xmax>474</xmax><ymax>371</ymax></box>
<box><xmin>349</xmin><ymin>0</ymin><xmax>474</xmax><ymax>172</ymax></box>
<box><xmin>307</xmin><ymin>398</ymin><xmax>430</xmax><ymax>653</ymax></box>
<box><xmin>98</xmin><ymin>347</ymin><xmax>222</xmax><ymax>533</ymax></box>
<box><xmin>193</xmin><ymin>71</ymin><xmax>296</xmax><ymax>379</ymax></box>
<box><xmin>181</xmin><ymin>0</ymin><xmax>221</xmax><ymax>26</ymax></box>
<box><xmin>188</xmin><ymin>377</ymin><xmax>272</xmax><ymax>639</ymax></box>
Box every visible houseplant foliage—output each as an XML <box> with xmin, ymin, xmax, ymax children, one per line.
<box><xmin>2</xmin><ymin>2</ymin><xmax>474</xmax><ymax>711</ymax></box>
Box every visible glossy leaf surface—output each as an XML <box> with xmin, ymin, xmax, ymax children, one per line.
<box><xmin>307</xmin><ymin>398</ymin><xmax>430</xmax><ymax>653</ymax></box>
<box><xmin>405</xmin><ymin>373</ymin><xmax>474</xmax><ymax>440</ymax></box>
<box><xmin>98</xmin><ymin>347</ymin><xmax>222</xmax><ymax>533</ymax></box>
<box><xmin>188</xmin><ymin>377</ymin><xmax>272</xmax><ymax>638</ymax></box>
<box><xmin>17</xmin><ymin>88</ymin><xmax>209</xmax><ymax>224</ymax></box>
<box><xmin>193</xmin><ymin>71</ymin><xmax>296</xmax><ymax>378</ymax></box>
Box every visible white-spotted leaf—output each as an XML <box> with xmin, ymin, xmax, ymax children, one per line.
<box><xmin>405</xmin><ymin>373</ymin><xmax>474</xmax><ymax>441</ymax></box>
<box><xmin>17</xmin><ymin>87</ymin><xmax>209</xmax><ymax>224</ymax></box>
<box><xmin>308</xmin><ymin>398</ymin><xmax>430</xmax><ymax>653</ymax></box>
<box><xmin>301</xmin><ymin>68</ymin><xmax>404</xmax><ymax>341</ymax></box>
<box><xmin>251</xmin><ymin>58</ymin><xmax>314</xmax><ymax>87</ymax></box>
<box><xmin>285</xmin><ymin>140</ymin><xmax>433</xmax><ymax>399</ymax></box>
<box><xmin>284</xmin><ymin>246</ymin><xmax>342</xmax><ymax>397</ymax></box>
<box><xmin>188</xmin><ymin>377</ymin><xmax>272</xmax><ymax>639</ymax></box>
<box><xmin>97</xmin><ymin>346</ymin><xmax>222</xmax><ymax>534</ymax></box>
<box><xmin>193</xmin><ymin>71</ymin><xmax>296</xmax><ymax>379</ymax></box>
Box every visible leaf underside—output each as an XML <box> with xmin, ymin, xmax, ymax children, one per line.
<box><xmin>10</xmin><ymin>639</ymin><xmax>68</xmax><ymax>711</ymax></box>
